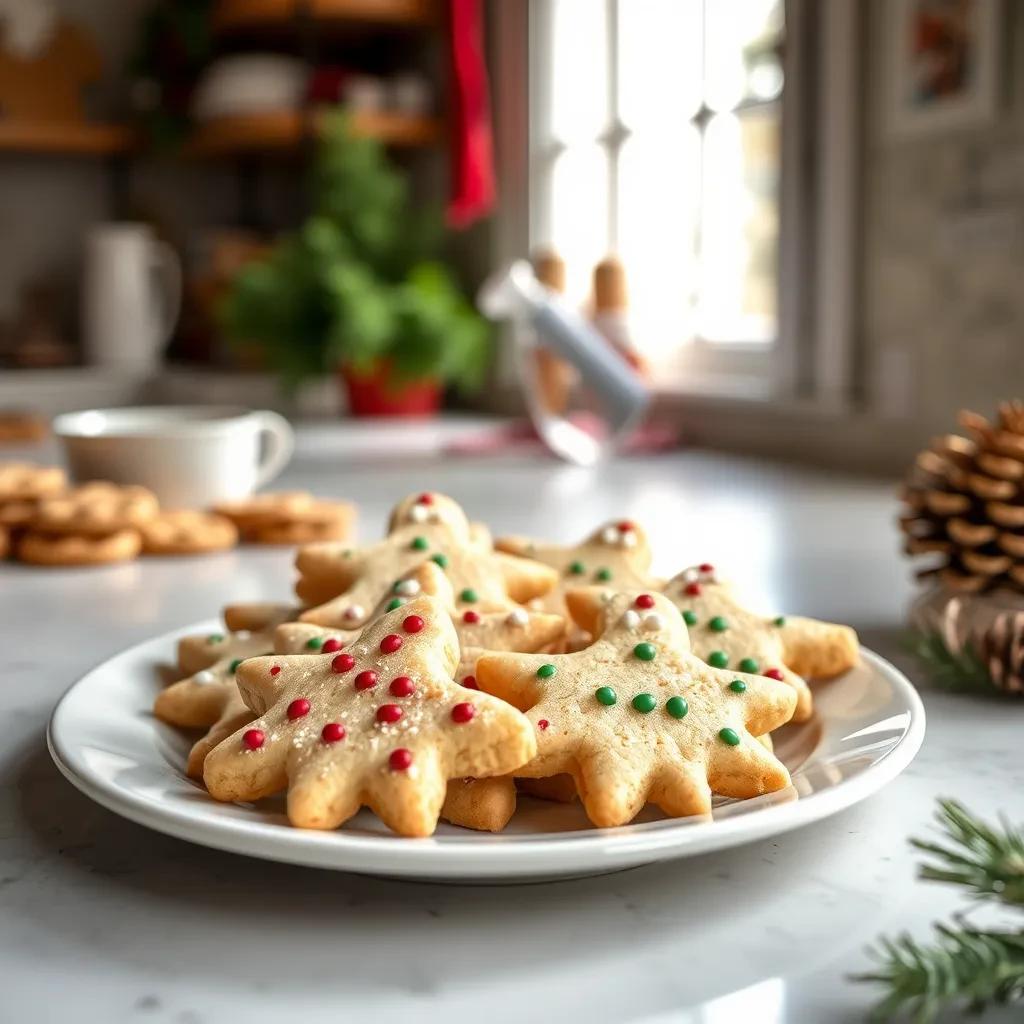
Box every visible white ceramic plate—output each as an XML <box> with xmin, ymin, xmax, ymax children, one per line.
<box><xmin>48</xmin><ymin>620</ymin><xmax>925</xmax><ymax>883</ymax></box>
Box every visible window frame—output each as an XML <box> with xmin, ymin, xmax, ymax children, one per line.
<box><xmin>492</xmin><ymin>0</ymin><xmax>863</xmax><ymax>404</ymax></box>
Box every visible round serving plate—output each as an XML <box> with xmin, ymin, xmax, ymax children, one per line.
<box><xmin>48</xmin><ymin>620</ymin><xmax>925</xmax><ymax>883</ymax></box>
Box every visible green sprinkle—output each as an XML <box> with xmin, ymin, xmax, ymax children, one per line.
<box><xmin>460</xmin><ymin>588</ymin><xmax>478</xmax><ymax>603</ymax></box>
<box><xmin>206</xmin><ymin>633</ymin><xmax>224</xmax><ymax>644</ymax></box>
<box><xmin>595</xmin><ymin>686</ymin><xmax>617</xmax><ymax>706</ymax></box>
<box><xmin>568</xmin><ymin>560</ymin><xmax>586</xmax><ymax>575</ymax></box>
<box><xmin>773</xmin><ymin>616</ymin><xmax>786</xmax><ymax>627</ymax></box>
<box><xmin>537</xmin><ymin>663</ymin><xmax>556</xmax><ymax>679</ymax></box>
<box><xmin>392</xmin><ymin>579</ymin><xmax>403</xmax><ymax>592</ymax></box>
<box><xmin>729</xmin><ymin>679</ymin><xmax>747</xmax><ymax>693</ymax></box>
<box><xmin>708</xmin><ymin>650</ymin><xmax>729</xmax><ymax>669</ymax></box>
<box><xmin>431</xmin><ymin>553</ymin><xmax>449</xmax><ymax>569</ymax></box>
<box><xmin>229</xmin><ymin>658</ymin><xmax>243</xmax><ymax>673</ymax></box>
<box><xmin>633</xmin><ymin>642</ymin><xmax>657</xmax><ymax>662</ymax></box>
<box><xmin>719</xmin><ymin>727</ymin><xmax>741</xmax><ymax>746</ymax></box>
<box><xmin>682</xmin><ymin>610</ymin><xmax>698</xmax><ymax>626</ymax></box>
<box><xmin>411</xmin><ymin>536</ymin><xmax>429</xmax><ymax>551</ymax></box>
<box><xmin>305</xmin><ymin>637</ymin><xmax>324</xmax><ymax>650</ymax></box>
<box><xmin>595</xmin><ymin>567</ymin><xmax>613</xmax><ymax>582</ymax></box>
<box><xmin>708</xmin><ymin>616</ymin><xmax>728</xmax><ymax>633</ymax></box>
<box><xmin>665</xmin><ymin>696</ymin><xmax>688</xmax><ymax>719</ymax></box>
<box><xmin>739</xmin><ymin>657</ymin><xmax>759</xmax><ymax>674</ymax></box>
<box><xmin>632</xmin><ymin>692</ymin><xmax>657</xmax><ymax>713</ymax></box>
<box><xmin>386</xmin><ymin>597</ymin><xmax>404</xmax><ymax>611</ymax></box>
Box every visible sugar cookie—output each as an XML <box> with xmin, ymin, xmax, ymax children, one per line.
<box><xmin>139</xmin><ymin>509</ymin><xmax>238</xmax><ymax>555</ymax></box>
<box><xmin>16</xmin><ymin>528</ymin><xmax>141</xmax><ymax>566</ymax></box>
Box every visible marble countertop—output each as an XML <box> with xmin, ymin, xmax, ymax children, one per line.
<box><xmin>2</xmin><ymin>439</ymin><xmax>1020</xmax><ymax>1024</ymax></box>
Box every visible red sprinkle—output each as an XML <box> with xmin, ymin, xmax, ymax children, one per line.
<box><xmin>354</xmin><ymin>670</ymin><xmax>378</xmax><ymax>691</ymax></box>
<box><xmin>461</xmin><ymin>675</ymin><xmax>479</xmax><ymax>690</ymax></box>
<box><xmin>270</xmin><ymin>665</ymin><xmax>281</xmax><ymax>676</ymax></box>
<box><xmin>418</xmin><ymin>493</ymin><xmax>433</xmax><ymax>504</ymax></box>
<box><xmin>377</xmin><ymin>704</ymin><xmax>403</xmax><ymax>724</ymax></box>
<box><xmin>321</xmin><ymin>722</ymin><xmax>346</xmax><ymax>743</ymax></box>
<box><xmin>402</xmin><ymin>615</ymin><xmax>425</xmax><ymax>634</ymax></box>
<box><xmin>321</xmin><ymin>638</ymin><xmax>343</xmax><ymax>654</ymax></box>
<box><xmin>242</xmin><ymin>728</ymin><xmax>265</xmax><ymax>750</ymax></box>
<box><xmin>699</xmin><ymin>562</ymin><xmax>714</xmax><ymax>573</ymax></box>
<box><xmin>389</xmin><ymin>676</ymin><xmax>415</xmax><ymax>697</ymax></box>
<box><xmin>380</xmin><ymin>634</ymin><xmax>403</xmax><ymax>654</ymax></box>
<box><xmin>332</xmin><ymin>652</ymin><xmax>356</xmax><ymax>673</ymax></box>
<box><xmin>537</xmin><ymin>719</ymin><xmax>550</xmax><ymax>731</ymax></box>
<box><xmin>685</xmin><ymin>582</ymin><xmax>702</xmax><ymax>597</ymax></box>
<box><xmin>618</xmin><ymin>520</ymin><xmax>634</xmax><ymax>532</ymax></box>
<box><xmin>389</xmin><ymin>748</ymin><xmax>413</xmax><ymax>771</ymax></box>
<box><xmin>286</xmin><ymin>698</ymin><xmax>310</xmax><ymax>720</ymax></box>
<box><xmin>462</xmin><ymin>610</ymin><xmax>480</xmax><ymax>624</ymax></box>
<box><xmin>451</xmin><ymin>702</ymin><xmax>475</xmax><ymax>724</ymax></box>
<box><xmin>635</xmin><ymin>593</ymin><xmax>655</xmax><ymax>609</ymax></box>
<box><xmin>764</xmin><ymin>667</ymin><xmax>785</xmax><ymax>681</ymax></box>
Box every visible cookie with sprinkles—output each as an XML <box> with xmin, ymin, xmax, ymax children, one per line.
<box><xmin>663</xmin><ymin>564</ymin><xmax>859</xmax><ymax>721</ymax></box>
<box><xmin>474</xmin><ymin>589</ymin><xmax>797</xmax><ymax>828</ymax></box>
<box><xmin>202</xmin><ymin>595</ymin><xmax>537</xmax><ymax>836</ymax></box>
<box><xmin>296</xmin><ymin>492</ymin><xmax>557</xmax><ymax>628</ymax></box>
<box><xmin>176</xmin><ymin>603</ymin><xmax>297</xmax><ymax>676</ymax></box>
<box><xmin>495</xmin><ymin>520</ymin><xmax>664</xmax><ymax>649</ymax></box>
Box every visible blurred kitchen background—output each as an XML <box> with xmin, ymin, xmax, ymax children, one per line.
<box><xmin>0</xmin><ymin>0</ymin><xmax>1019</xmax><ymax>471</ymax></box>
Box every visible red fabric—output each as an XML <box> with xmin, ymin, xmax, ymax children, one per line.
<box><xmin>447</xmin><ymin>0</ymin><xmax>496</xmax><ymax>228</ymax></box>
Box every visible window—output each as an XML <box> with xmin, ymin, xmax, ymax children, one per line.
<box><xmin>529</xmin><ymin>0</ymin><xmax>786</xmax><ymax>383</ymax></box>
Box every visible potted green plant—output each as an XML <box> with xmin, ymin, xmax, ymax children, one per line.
<box><xmin>220</xmin><ymin>113</ymin><xmax>489</xmax><ymax>416</ymax></box>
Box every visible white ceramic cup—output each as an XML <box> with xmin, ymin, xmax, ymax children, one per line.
<box><xmin>53</xmin><ymin>406</ymin><xmax>294</xmax><ymax>508</ymax></box>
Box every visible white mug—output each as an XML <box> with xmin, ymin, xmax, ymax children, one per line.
<box><xmin>82</xmin><ymin>223</ymin><xmax>182</xmax><ymax>370</ymax></box>
<box><xmin>53</xmin><ymin>406</ymin><xmax>294</xmax><ymax>508</ymax></box>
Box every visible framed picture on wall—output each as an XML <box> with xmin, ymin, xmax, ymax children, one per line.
<box><xmin>885</xmin><ymin>0</ymin><xmax>1000</xmax><ymax>138</ymax></box>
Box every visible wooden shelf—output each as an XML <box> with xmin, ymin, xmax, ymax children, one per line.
<box><xmin>212</xmin><ymin>0</ymin><xmax>441</xmax><ymax>32</ymax></box>
<box><xmin>184</xmin><ymin>109</ymin><xmax>443</xmax><ymax>157</ymax></box>
<box><xmin>0</xmin><ymin>120</ymin><xmax>135</xmax><ymax>156</ymax></box>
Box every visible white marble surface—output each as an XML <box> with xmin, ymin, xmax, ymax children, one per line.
<box><xmin>2</xmin><ymin>437</ymin><xmax>1022</xmax><ymax>1023</ymax></box>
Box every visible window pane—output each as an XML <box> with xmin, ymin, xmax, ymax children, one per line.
<box><xmin>618</xmin><ymin>0</ymin><xmax>703</xmax><ymax>126</ymax></box>
<box><xmin>704</xmin><ymin>0</ymin><xmax>783</xmax><ymax>112</ymax></box>
<box><xmin>548</xmin><ymin>0</ymin><xmax>609</xmax><ymax>143</ymax></box>
<box><xmin>697</xmin><ymin>107</ymin><xmax>780</xmax><ymax>343</ymax></box>
<box><xmin>549</xmin><ymin>144</ymin><xmax>610</xmax><ymax>305</ymax></box>
<box><xmin>618</xmin><ymin>125</ymin><xmax>701</xmax><ymax>358</ymax></box>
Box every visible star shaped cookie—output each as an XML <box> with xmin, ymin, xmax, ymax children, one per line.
<box><xmin>496</xmin><ymin>520</ymin><xmax>664</xmax><ymax>648</ymax></box>
<box><xmin>662</xmin><ymin>564</ymin><xmax>859</xmax><ymax>721</ymax></box>
<box><xmin>296</xmin><ymin>492</ymin><xmax>557</xmax><ymax>628</ymax></box>
<box><xmin>202</xmin><ymin>595</ymin><xmax>537</xmax><ymax>836</ymax></box>
<box><xmin>475</xmin><ymin>588</ymin><xmax>797</xmax><ymax>828</ymax></box>
<box><xmin>156</xmin><ymin>604</ymin><xmax>297</xmax><ymax>778</ymax></box>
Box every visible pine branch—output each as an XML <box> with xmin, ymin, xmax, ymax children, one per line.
<box><xmin>904</xmin><ymin>630</ymin><xmax>993</xmax><ymax>694</ymax></box>
<box><xmin>912</xmin><ymin>801</ymin><xmax>1024</xmax><ymax>907</ymax></box>
<box><xmin>857</xmin><ymin>800</ymin><xmax>1024</xmax><ymax>1021</ymax></box>
<box><xmin>860</xmin><ymin>923</ymin><xmax>1024</xmax><ymax>1022</ymax></box>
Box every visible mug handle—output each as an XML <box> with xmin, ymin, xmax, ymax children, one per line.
<box><xmin>252</xmin><ymin>411</ymin><xmax>295</xmax><ymax>488</ymax></box>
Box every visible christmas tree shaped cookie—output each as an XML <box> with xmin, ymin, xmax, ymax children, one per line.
<box><xmin>475</xmin><ymin>588</ymin><xmax>797</xmax><ymax>827</ymax></box>
<box><xmin>155</xmin><ymin>604</ymin><xmax>297</xmax><ymax>778</ymax></box>
<box><xmin>663</xmin><ymin>564</ymin><xmax>859</xmax><ymax>721</ymax></box>
<box><xmin>296</xmin><ymin>492</ymin><xmax>557</xmax><ymax>628</ymax></box>
<box><xmin>202</xmin><ymin>596</ymin><xmax>537</xmax><ymax>836</ymax></box>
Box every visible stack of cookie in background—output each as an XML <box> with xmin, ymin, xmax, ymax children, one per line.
<box><xmin>0</xmin><ymin>460</ymin><xmax>355</xmax><ymax>566</ymax></box>
<box><xmin>154</xmin><ymin>491</ymin><xmax>861</xmax><ymax>838</ymax></box>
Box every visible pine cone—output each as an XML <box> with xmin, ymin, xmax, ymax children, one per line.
<box><xmin>974</xmin><ymin>610</ymin><xmax>1024</xmax><ymax>695</ymax></box>
<box><xmin>900</xmin><ymin>401</ymin><xmax>1024</xmax><ymax>593</ymax></box>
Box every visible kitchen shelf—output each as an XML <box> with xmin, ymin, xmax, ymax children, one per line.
<box><xmin>212</xmin><ymin>0</ymin><xmax>441</xmax><ymax>32</ymax></box>
<box><xmin>0</xmin><ymin>121</ymin><xmax>135</xmax><ymax>156</ymax></box>
<box><xmin>184</xmin><ymin>109</ymin><xmax>443</xmax><ymax>157</ymax></box>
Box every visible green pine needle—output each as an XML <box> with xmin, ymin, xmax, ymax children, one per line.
<box><xmin>904</xmin><ymin>630</ymin><xmax>994</xmax><ymax>694</ymax></box>
<box><xmin>857</xmin><ymin>800</ymin><xmax>1024</xmax><ymax>1021</ymax></box>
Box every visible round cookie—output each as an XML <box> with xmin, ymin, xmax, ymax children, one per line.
<box><xmin>245</xmin><ymin>504</ymin><xmax>354</xmax><ymax>545</ymax></box>
<box><xmin>213</xmin><ymin>491</ymin><xmax>316</xmax><ymax>531</ymax></box>
<box><xmin>33</xmin><ymin>482</ymin><xmax>158</xmax><ymax>535</ymax></box>
<box><xmin>17</xmin><ymin>528</ymin><xmax>141</xmax><ymax>566</ymax></box>
<box><xmin>0</xmin><ymin>462</ymin><xmax>66</xmax><ymax>502</ymax></box>
<box><xmin>139</xmin><ymin>510</ymin><xmax>238</xmax><ymax>555</ymax></box>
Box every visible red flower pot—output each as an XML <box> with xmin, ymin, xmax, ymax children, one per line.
<box><xmin>340</xmin><ymin>362</ymin><xmax>441</xmax><ymax>418</ymax></box>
